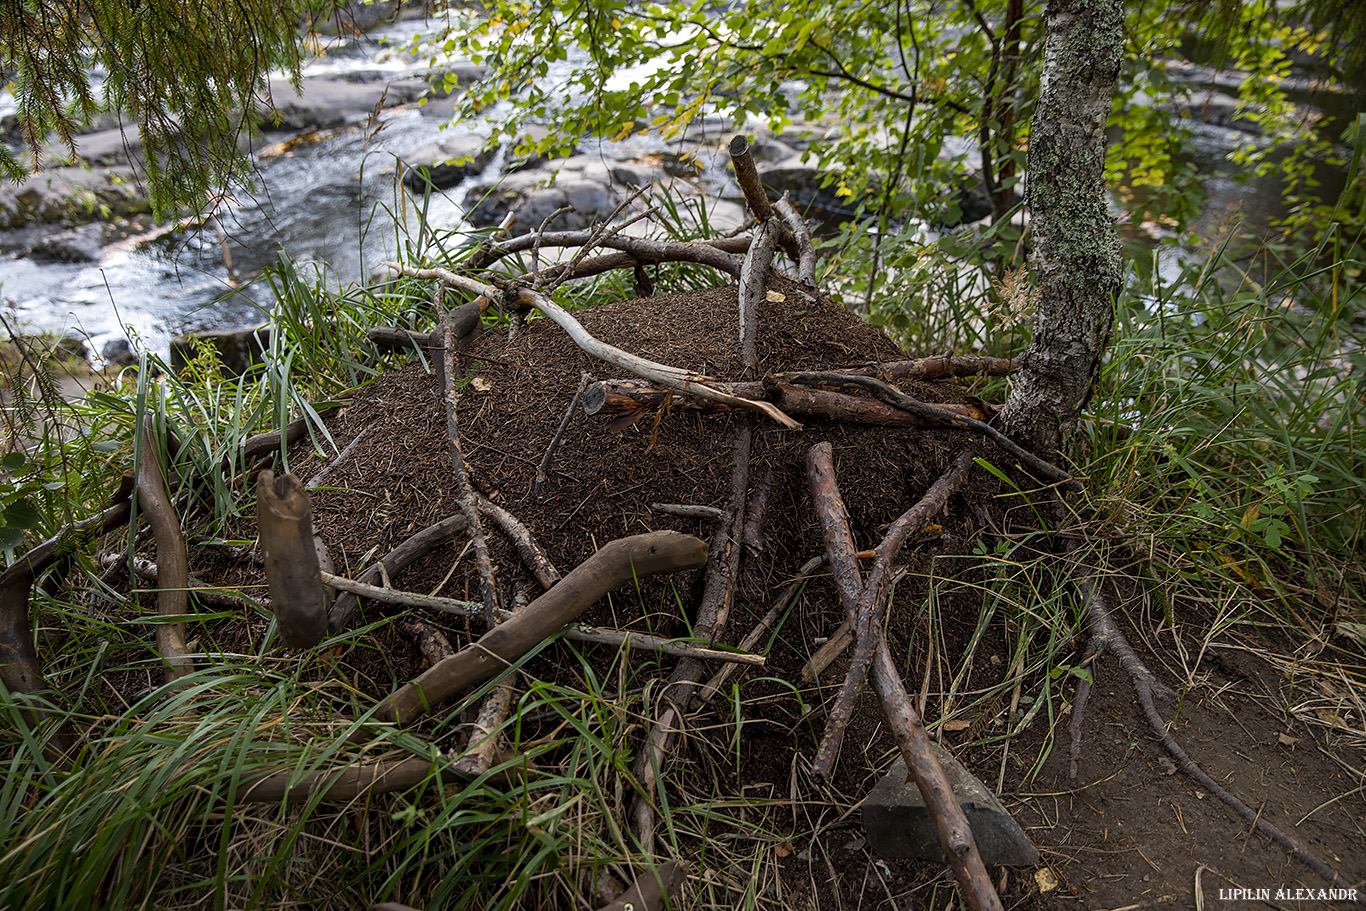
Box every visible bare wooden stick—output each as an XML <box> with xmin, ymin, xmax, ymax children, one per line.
<box><xmin>441</xmin><ymin>313</ymin><xmax>500</xmax><ymax>621</ymax></box>
<box><xmin>846</xmin><ymin>354</ymin><xmax>1018</xmax><ymax>382</ymax></box>
<box><xmin>801</xmin><ymin>619</ymin><xmax>853</xmax><ymax>682</ymax></box>
<box><xmin>398</xmin><ymin>618</ymin><xmax>457</xmax><ymax>667</ymax></box>
<box><xmin>781</xmin><ymin>371</ymin><xmax>1077</xmax><ymax>491</ymax></box>
<box><xmin>650</xmin><ymin>503</ymin><xmax>725</xmax><ymax>522</ymax></box>
<box><xmin>631</xmin><ymin>413</ymin><xmax>753</xmax><ymax>845</ymax></box>
<box><xmin>489</xmin><ymin>233</ymin><xmax>746</xmax><ymax>278</ymax></box>
<box><xmin>728</xmin><ymin>135</ymin><xmax>776</xmax><ymax>222</ymax></box>
<box><xmin>306</xmin><ymin>424</ymin><xmax>374</xmax><ymax>490</ymax></box>
<box><xmin>375</xmin><ymin>531</ymin><xmax>707</xmax><ymax>725</ymax></box>
<box><xmin>703</xmin><ymin>555</ymin><xmax>826</xmax><ymax>699</ymax></box>
<box><xmin>136</xmin><ymin>417</ymin><xmax>192</xmax><ymax>680</ymax></box>
<box><xmin>322</xmin><ymin>571</ymin><xmax>483</xmax><ymax>616</ymax></box>
<box><xmin>533</xmin><ymin>372</ymin><xmax>590</xmax><ymax>497</ymax></box>
<box><xmin>329</xmin><ymin>512</ymin><xmax>469</xmax><ymax>630</ymax></box>
<box><xmin>563</xmin><ymin>626</ymin><xmax>765</xmax><ymax>665</ymax></box>
<box><xmin>774</xmin><ymin>196</ymin><xmax>818</xmax><ymax>287</ymax></box>
<box><xmin>738</xmin><ymin>219</ymin><xmax>781</xmax><ymax>376</ymax></box>
<box><xmin>811</xmin><ymin>448</ymin><xmax>975</xmax><ymax>776</ymax></box>
<box><xmin>584</xmin><ymin>378</ymin><xmax>987</xmax><ymax>425</ymax></box>
<box><xmin>477</xmin><ymin>495</ymin><xmax>561</xmax><ymax>591</ymax></box>
<box><xmin>806</xmin><ymin>446</ymin><xmax>1002</xmax><ymax>911</ymax></box>
<box><xmin>96</xmin><ymin>554</ymin><xmax>258</xmax><ymax>610</ymax></box>
<box><xmin>741</xmin><ymin>464</ymin><xmax>774</xmax><ymax>552</ymax></box>
<box><xmin>256</xmin><ymin>471</ymin><xmax>330</xmax><ymax>648</ymax></box>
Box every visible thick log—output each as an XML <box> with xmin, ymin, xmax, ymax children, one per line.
<box><xmin>584</xmin><ymin>379</ymin><xmax>987</xmax><ymax>425</ymax></box>
<box><xmin>256</xmin><ymin>470</ymin><xmax>330</xmax><ymax>649</ymax></box>
<box><xmin>329</xmin><ymin>512</ymin><xmax>469</xmax><ymax>630</ymax></box>
<box><xmin>738</xmin><ymin>219</ymin><xmax>781</xmax><ymax>375</ymax></box>
<box><xmin>375</xmin><ymin>531</ymin><xmax>707</xmax><ymax>725</ymax></box>
<box><xmin>136</xmin><ymin>417</ymin><xmax>192</xmax><ymax>680</ymax></box>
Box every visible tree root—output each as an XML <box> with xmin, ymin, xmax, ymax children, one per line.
<box><xmin>1069</xmin><ymin>563</ymin><xmax>1363</xmax><ymax>896</ymax></box>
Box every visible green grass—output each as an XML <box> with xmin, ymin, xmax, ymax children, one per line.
<box><xmin>2</xmin><ymin>194</ymin><xmax>1364</xmax><ymax>909</ymax></box>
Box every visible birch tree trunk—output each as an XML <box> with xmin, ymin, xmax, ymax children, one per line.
<box><xmin>997</xmin><ymin>0</ymin><xmax>1124</xmax><ymax>460</ymax></box>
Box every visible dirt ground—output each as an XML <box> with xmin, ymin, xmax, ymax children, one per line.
<box><xmin>248</xmin><ymin>274</ymin><xmax>1366</xmax><ymax>909</ymax></box>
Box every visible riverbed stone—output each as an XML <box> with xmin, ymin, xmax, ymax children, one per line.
<box><xmin>27</xmin><ymin>223</ymin><xmax>105</xmax><ymax>263</ymax></box>
<box><xmin>862</xmin><ymin>745</ymin><xmax>1040</xmax><ymax>866</ymax></box>
<box><xmin>401</xmin><ymin>133</ymin><xmax>498</xmax><ymax>191</ymax></box>
<box><xmin>101</xmin><ymin>339</ymin><xmax>137</xmax><ymax>368</ymax></box>
<box><xmin>0</xmin><ymin>166</ymin><xmax>151</xmax><ymax>230</ymax></box>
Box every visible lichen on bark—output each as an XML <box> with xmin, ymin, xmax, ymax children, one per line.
<box><xmin>998</xmin><ymin>0</ymin><xmax>1124</xmax><ymax>462</ymax></box>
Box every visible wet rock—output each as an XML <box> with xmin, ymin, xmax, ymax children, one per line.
<box><xmin>72</xmin><ymin>125</ymin><xmax>145</xmax><ymax>168</ymax></box>
<box><xmin>170</xmin><ymin>325</ymin><xmax>272</xmax><ymax>376</ymax></box>
<box><xmin>400</xmin><ymin>133</ymin><xmax>498</xmax><ymax>191</ymax></box>
<box><xmin>0</xmin><ymin>166</ymin><xmax>151</xmax><ymax>230</ymax></box>
<box><xmin>101</xmin><ymin>338</ymin><xmax>137</xmax><ymax>368</ymax></box>
<box><xmin>259</xmin><ymin>76</ymin><xmax>418</xmax><ymax>131</ymax></box>
<box><xmin>27</xmin><ymin>223</ymin><xmax>105</xmax><ymax>263</ymax></box>
<box><xmin>862</xmin><ymin>745</ymin><xmax>1040</xmax><ymax>866</ymax></box>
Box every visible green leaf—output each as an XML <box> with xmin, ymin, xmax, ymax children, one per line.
<box><xmin>0</xmin><ymin>527</ymin><xmax>25</xmax><ymax>549</ymax></box>
<box><xmin>1</xmin><ymin>452</ymin><xmax>25</xmax><ymax>472</ymax></box>
<box><xmin>4</xmin><ymin>499</ymin><xmax>44</xmax><ymax>530</ymax></box>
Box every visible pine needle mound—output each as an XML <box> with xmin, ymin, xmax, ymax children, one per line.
<box><xmin>298</xmin><ymin>273</ymin><xmax>999</xmax><ymax>731</ymax></box>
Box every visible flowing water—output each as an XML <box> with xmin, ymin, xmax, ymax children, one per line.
<box><xmin>0</xmin><ymin>19</ymin><xmax>1351</xmax><ymax>359</ymax></box>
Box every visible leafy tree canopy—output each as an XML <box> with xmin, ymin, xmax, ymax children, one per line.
<box><xmin>1</xmin><ymin>0</ymin><xmax>340</xmax><ymax>217</ymax></box>
<box><xmin>437</xmin><ymin>0</ymin><xmax>1362</xmax><ymax>247</ymax></box>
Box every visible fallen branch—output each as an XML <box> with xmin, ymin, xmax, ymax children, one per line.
<box><xmin>583</xmin><ymin>378</ymin><xmax>984</xmax><ymax>425</ymax></box>
<box><xmin>533</xmin><ymin>373</ymin><xmax>589</xmax><ymax>497</ymax></box>
<box><xmin>322</xmin><ymin>571</ymin><xmax>482</xmax><ymax>616</ymax></box>
<box><xmin>515</xmin><ymin>286</ymin><xmax>800</xmax><ymax>429</ymax></box>
<box><xmin>844</xmin><ymin>354</ymin><xmax>1018</xmax><ymax>382</ymax></box>
<box><xmin>650</xmin><ymin>503</ymin><xmax>725</xmax><ymax>522</ymax></box>
<box><xmin>375</xmin><ymin>531</ymin><xmax>708</xmax><ymax>725</ymax></box>
<box><xmin>702</xmin><ymin>555</ymin><xmax>826</xmax><ymax>701</ymax></box>
<box><xmin>440</xmin><ymin>316</ymin><xmax>501</xmax><ymax>620</ymax></box>
<box><xmin>729</xmin><ymin>135</ymin><xmax>777</xmax><ymax>222</ymax></box>
<box><xmin>811</xmin><ymin>447</ymin><xmax>975</xmax><ymax>777</ymax></box>
<box><xmin>780</xmin><ymin>371</ymin><xmax>1077</xmax><ymax>491</ymax></box>
<box><xmin>477</xmin><ymin>495</ymin><xmax>561</xmax><ymax>591</ymax></box>
<box><xmin>563</xmin><ymin>626</ymin><xmax>765</xmax><ymax>665</ymax></box>
<box><xmin>774</xmin><ymin>196</ymin><xmax>818</xmax><ymax>287</ymax></box>
<box><xmin>136</xmin><ymin>417</ymin><xmax>192</xmax><ymax>680</ymax></box>
<box><xmin>741</xmin><ymin>464</ymin><xmax>774</xmax><ymax>552</ymax></box>
<box><xmin>489</xmin><ymin>232</ymin><xmax>747</xmax><ymax>278</ymax></box>
<box><xmin>256</xmin><ymin>471</ymin><xmax>330</xmax><ymax>648</ymax></box>
<box><xmin>398</xmin><ymin>618</ymin><xmax>457</xmax><ymax>667</ymax></box>
<box><xmin>97</xmin><ymin>554</ymin><xmax>259</xmax><ymax>610</ymax></box>
<box><xmin>738</xmin><ymin>219</ymin><xmax>781</xmax><ymax>376</ymax></box>
<box><xmin>329</xmin><ymin>512</ymin><xmax>469</xmax><ymax>630</ymax></box>
<box><xmin>807</xmin><ymin>444</ymin><xmax>1002</xmax><ymax>911</ymax></box>
<box><xmin>306</xmin><ymin>424</ymin><xmax>374</xmax><ymax>490</ymax></box>
<box><xmin>0</xmin><ymin>489</ymin><xmax>132</xmax><ymax>758</ymax></box>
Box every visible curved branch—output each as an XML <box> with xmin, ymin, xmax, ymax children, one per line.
<box><xmin>136</xmin><ymin>417</ymin><xmax>192</xmax><ymax>679</ymax></box>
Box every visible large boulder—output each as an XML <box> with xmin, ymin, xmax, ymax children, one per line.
<box><xmin>400</xmin><ymin>133</ymin><xmax>498</xmax><ymax>191</ymax></box>
<box><xmin>0</xmin><ymin>166</ymin><xmax>151</xmax><ymax>230</ymax></box>
<box><xmin>26</xmin><ymin>223</ymin><xmax>105</xmax><ymax>263</ymax></box>
<box><xmin>170</xmin><ymin>325</ymin><xmax>272</xmax><ymax>376</ymax></box>
<box><xmin>259</xmin><ymin>76</ymin><xmax>423</xmax><ymax>131</ymax></box>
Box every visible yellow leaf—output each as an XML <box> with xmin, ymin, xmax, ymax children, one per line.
<box><xmin>765</xmin><ymin>290</ymin><xmax>785</xmax><ymax>302</ymax></box>
<box><xmin>1035</xmin><ymin>867</ymin><xmax>1059</xmax><ymax>893</ymax></box>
